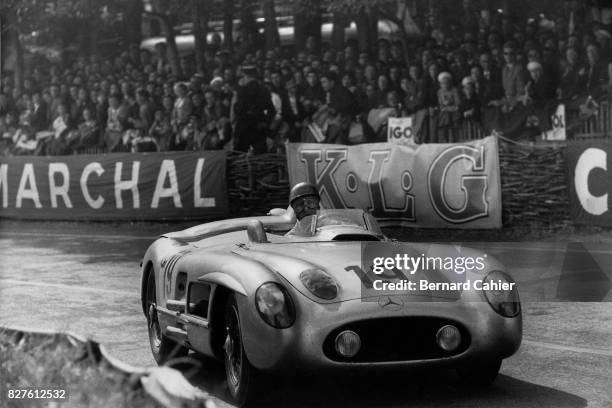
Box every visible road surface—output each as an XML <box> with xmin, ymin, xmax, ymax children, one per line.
<box><xmin>0</xmin><ymin>220</ymin><xmax>611</xmax><ymax>407</ymax></box>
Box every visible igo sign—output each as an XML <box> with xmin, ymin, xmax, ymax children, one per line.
<box><xmin>568</xmin><ymin>141</ymin><xmax>612</xmax><ymax>225</ymax></box>
<box><xmin>388</xmin><ymin>117</ymin><xmax>415</xmax><ymax>146</ymax></box>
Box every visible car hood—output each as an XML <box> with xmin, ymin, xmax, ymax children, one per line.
<box><xmin>233</xmin><ymin>241</ymin><xmax>495</xmax><ymax>303</ymax></box>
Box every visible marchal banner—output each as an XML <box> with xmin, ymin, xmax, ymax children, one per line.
<box><xmin>0</xmin><ymin>151</ymin><xmax>228</xmax><ymax>220</ymax></box>
<box><xmin>287</xmin><ymin>136</ymin><xmax>502</xmax><ymax>229</ymax></box>
<box><xmin>568</xmin><ymin>140</ymin><xmax>612</xmax><ymax>226</ymax></box>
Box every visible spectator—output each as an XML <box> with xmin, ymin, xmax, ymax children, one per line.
<box><xmin>30</xmin><ymin>93</ymin><xmax>48</xmax><ymax>133</ymax></box>
<box><xmin>170</xmin><ymin>114</ymin><xmax>199</xmax><ymax>151</ymax></box>
<box><xmin>558</xmin><ymin>47</ymin><xmax>583</xmax><ymax>102</ymax></box>
<box><xmin>104</xmin><ymin>94</ymin><xmax>127</xmax><ymax>152</ymax></box>
<box><xmin>284</xmin><ymin>78</ymin><xmax>302</xmax><ymax>142</ymax></box>
<box><xmin>71</xmin><ymin>87</ymin><xmax>91</xmax><ymax>124</ymax></box>
<box><xmin>525</xmin><ymin>61</ymin><xmax>555</xmax><ymax>106</ymax></box>
<box><xmin>402</xmin><ymin>65</ymin><xmax>425</xmax><ymax>114</ymax></box>
<box><xmin>459</xmin><ymin>76</ymin><xmax>481</xmax><ymax>123</ymax></box>
<box><xmin>423</xmin><ymin>62</ymin><xmax>441</xmax><ymax>108</ymax></box>
<box><xmin>75</xmin><ymin>107</ymin><xmax>101</xmax><ymax>151</ymax></box>
<box><xmin>372</xmin><ymin>74</ymin><xmax>392</xmax><ymax>109</ymax></box>
<box><xmin>37</xmin><ymin>103</ymin><xmax>72</xmax><ymax>155</ymax></box>
<box><xmin>436</xmin><ymin>72</ymin><xmax>461</xmax><ymax>142</ymax></box>
<box><xmin>233</xmin><ymin>65</ymin><xmax>275</xmax><ymax>153</ymax></box>
<box><xmin>477</xmin><ymin>53</ymin><xmax>503</xmax><ymax>106</ymax></box>
<box><xmin>94</xmin><ymin>90</ymin><xmax>108</xmax><ymax>127</ymax></box>
<box><xmin>0</xmin><ymin>111</ymin><xmax>19</xmax><ymax>155</ymax></box>
<box><xmin>319</xmin><ymin>71</ymin><xmax>357</xmax><ymax>144</ymax></box>
<box><xmin>4</xmin><ymin>1</ymin><xmax>612</xmax><ymax>154</ymax></box>
<box><xmin>12</xmin><ymin>111</ymin><xmax>37</xmax><ymax>155</ymax></box>
<box><xmin>501</xmin><ymin>42</ymin><xmax>528</xmax><ymax>111</ymax></box>
<box><xmin>584</xmin><ymin>43</ymin><xmax>608</xmax><ymax>99</ymax></box>
<box><xmin>200</xmin><ymin>88</ymin><xmax>228</xmax><ymax>150</ymax></box>
<box><xmin>135</xmin><ymin>89</ymin><xmax>155</xmax><ymax>131</ymax></box>
<box><xmin>300</xmin><ymin>71</ymin><xmax>325</xmax><ymax>120</ymax></box>
<box><xmin>171</xmin><ymin>82</ymin><xmax>192</xmax><ymax>132</ymax></box>
<box><xmin>149</xmin><ymin>109</ymin><xmax>173</xmax><ymax>151</ymax></box>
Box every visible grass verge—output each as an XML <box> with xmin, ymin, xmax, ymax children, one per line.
<box><xmin>0</xmin><ymin>329</ymin><xmax>162</xmax><ymax>408</ymax></box>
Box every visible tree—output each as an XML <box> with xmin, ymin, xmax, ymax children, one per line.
<box><xmin>1</xmin><ymin>4</ymin><xmax>23</xmax><ymax>90</ymax></box>
<box><xmin>191</xmin><ymin>0</ymin><xmax>208</xmax><ymax>75</ymax></box>
<box><xmin>331</xmin><ymin>8</ymin><xmax>347</xmax><ymax>52</ymax></box>
<box><xmin>263</xmin><ymin>0</ymin><xmax>280</xmax><ymax>51</ymax></box>
<box><xmin>293</xmin><ymin>0</ymin><xmax>323</xmax><ymax>53</ymax></box>
<box><xmin>329</xmin><ymin>0</ymin><xmax>421</xmax><ymax>63</ymax></box>
<box><xmin>223</xmin><ymin>0</ymin><xmax>234</xmax><ymax>51</ymax></box>
<box><xmin>1</xmin><ymin>0</ymin><xmax>156</xmax><ymax>87</ymax></box>
<box><xmin>145</xmin><ymin>0</ymin><xmax>189</xmax><ymax>78</ymax></box>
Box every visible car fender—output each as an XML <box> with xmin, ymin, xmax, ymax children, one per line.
<box><xmin>198</xmin><ymin>272</ymin><xmax>247</xmax><ymax>296</ymax></box>
<box><xmin>140</xmin><ymin>237</ymin><xmax>189</xmax><ymax>314</ymax></box>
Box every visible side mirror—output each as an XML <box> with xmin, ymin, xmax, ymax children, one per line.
<box><xmin>247</xmin><ymin>220</ymin><xmax>268</xmax><ymax>243</ymax></box>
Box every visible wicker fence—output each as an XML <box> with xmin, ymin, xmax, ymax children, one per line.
<box><xmin>498</xmin><ymin>139</ymin><xmax>570</xmax><ymax>226</ymax></box>
<box><xmin>227</xmin><ymin>140</ymin><xmax>571</xmax><ymax>228</ymax></box>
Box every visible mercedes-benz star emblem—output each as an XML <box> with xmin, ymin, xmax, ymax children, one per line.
<box><xmin>378</xmin><ymin>296</ymin><xmax>404</xmax><ymax>311</ymax></box>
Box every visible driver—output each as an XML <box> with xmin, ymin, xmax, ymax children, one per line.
<box><xmin>286</xmin><ymin>183</ymin><xmax>321</xmax><ymax>236</ymax></box>
<box><xmin>289</xmin><ymin>182</ymin><xmax>321</xmax><ymax>221</ymax></box>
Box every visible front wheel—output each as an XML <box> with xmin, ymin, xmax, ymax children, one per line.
<box><xmin>145</xmin><ymin>273</ymin><xmax>188</xmax><ymax>365</ymax></box>
<box><xmin>456</xmin><ymin>359</ymin><xmax>502</xmax><ymax>386</ymax></box>
<box><xmin>224</xmin><ymin>294</ymin><xmax>263</xmax><ymax>407</ymax></box>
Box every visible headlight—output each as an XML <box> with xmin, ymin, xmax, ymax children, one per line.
<box><xmin>299</xmin><ymin>268</ymin><xmax>338</xmax><ymax>300</ymax></box>
<box><xmin>482</xmin><ymin>271</ymin><xmax>521</xmax><ymax>317</ymax></box>
<box><xmin>255</xmin><ymin>282</ymin><xmax>295</xmax><ymax>328</ymax></box>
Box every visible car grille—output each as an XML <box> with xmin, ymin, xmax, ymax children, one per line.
<box><xmin>323</xmin><ymin>317</ymin><xmax>470</xmax><ymax>363</ymax></box>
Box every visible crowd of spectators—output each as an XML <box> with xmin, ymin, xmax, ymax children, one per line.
<box><xmin>2</xmin><ymin>1</ymin><xmax>612</xmax><ymax>156</ymax></box>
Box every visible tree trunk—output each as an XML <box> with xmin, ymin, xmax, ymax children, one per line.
<box><xmin>294</xmin><ymin>8</ymin><xmax>307</xmax><ymax>52</ymax></box>
<box><xmin>307</xmin><ymin>0</ymin><xmax>322</xmax><ymax>47</ymax></box>
<box><xmin>331</xmin><ymin>10</ymin><xmax>346</xmax><ymax>52</ymax></box>
<box><xmin>238</xmin><ymin>0</ymin><xmax>260</xmax><ymax>53</ymax></box>
<box><xmin>151</xmin><ymin>12</ymin><xmax>182</xmax><ymax>78</ymax></box>
<box><xmin>89</xmin><ymin>16</ymin><xmax>100</xmax><ymax>57</ymax></box>
<box><xmin>356</xmin><ymin>8</ymin><xmax>369</xmax><ymax>54</ymax></box>
<box><xmin>125</xmin><ymin>0</ymin><xmax>144</xmax><ymax>47</ymax></box>
<box><xmin>368</xmin><ymin>6</ymin><xmax>379</xmax><ymax>56</ymax></box>
<box><xmin>3</xmin><ymin>8</ymin><xmax>22</xmax><ymax>91</ymax></box>
<box><xmin>191</xmin><ymin>0</ymin><xmax>208</xmax><ymax>76</ymax></box>
<box><xmin>223</xmin><ymin>0</ymin><xmax>234</xmax><ymax>51</ymax></box>
<box><xmin>263</xmin><ymin>0</ymin><xmax>280</xmax><ymax>51</ymax></box>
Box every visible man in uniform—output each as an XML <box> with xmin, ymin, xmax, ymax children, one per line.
<box><xmin>232</xmin><ymin>64</ymin><xmax>276</xmax><ymax>153</ymax></box>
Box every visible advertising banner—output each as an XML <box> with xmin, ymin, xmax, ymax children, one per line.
<box><xmin>568</xmin><ymin>140</ymin><xmax>612</xmax><ymax>226</ymax></box>
<box><xmin>0</xmin><ymin>151</ymin><xmax>228</xmax><ymax>221</ymax></box>
<box><xmin>387</xmin><ymin>117</ymin><xmax>415</xmax><ymax>146</ymax></box>
<box><xmin>543</xmin><ymin>104</ymin><xmax>566</xmax><ymax>141</ymax></box>
<box><xmin>287</xmin><ymin>136</ymin><xmax>502</xmax><ymax>229</ymax></box>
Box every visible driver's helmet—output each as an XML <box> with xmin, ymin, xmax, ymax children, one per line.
<box><xmin>289</xmin><ymin>182</ymin><xmax>320</xmax><ymax>206</ymax></box>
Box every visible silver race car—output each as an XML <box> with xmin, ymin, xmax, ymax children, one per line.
<box><xmin>140</xmin><ymin>207</ymin><xmax>521</xmax><ymax>406</ymax></box>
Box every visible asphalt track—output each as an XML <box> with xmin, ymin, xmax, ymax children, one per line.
<box><xmin>0</xmin><ymin>220</ymin><xmax>611</xmax><ymax>408</ymax></box>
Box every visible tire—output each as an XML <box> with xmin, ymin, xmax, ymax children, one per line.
<box><xmin>456</xmin><ymin>359</ymin><xmax>502</xmax><ymax>386</ymax></box>
<box><xmin>145</xmin><ymin>272</ymin><xmax>188</xmax><ymax>365</ymax></box>
<box><xmin>223</xmin><ymin>293</ymin><xmax>262</xmax><ymax>407</ymax></box>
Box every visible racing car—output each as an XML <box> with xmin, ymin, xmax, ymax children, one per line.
<box><xmin>140</xmin><ymin>207</ymin><xmax>521</xmax><ymax>406</ymax></box>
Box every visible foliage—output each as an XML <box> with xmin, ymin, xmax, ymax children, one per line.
<box><xmin>0</xmin><ymin>329</ymin><xmax>162</xmax><ymax>408</ymax></box>
<box><xmin>326</xmin><ymin>0</ymin><xmax>396</xmax><ymax>15</ymax></box>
